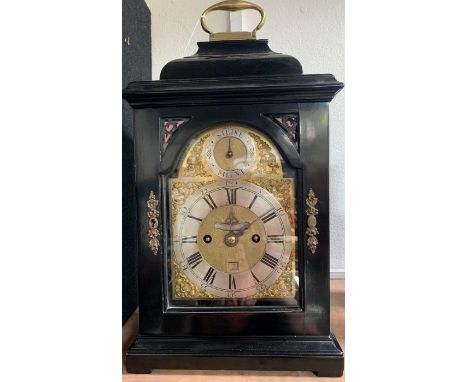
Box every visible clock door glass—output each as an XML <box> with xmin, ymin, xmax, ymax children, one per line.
<box><xmin>167</xmin><ymin>123</ymin><xmax>299</xmax><ymax>307</ymax></box>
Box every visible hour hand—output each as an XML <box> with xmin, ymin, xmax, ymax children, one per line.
<box><xmin>226</xmin><ymin>137</ymin><xmax>233</xmax><ymax>158</ymax></box>
<box><xmin>215</xmin><ymin>222</ymin><xmax>249</xmax><ymax>231</ymax></box>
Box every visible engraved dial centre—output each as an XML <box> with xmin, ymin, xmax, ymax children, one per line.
<box><xmin>197</xmin><ymin>205</ymin><xmax>266</xmax><ymax>274</ymax></box>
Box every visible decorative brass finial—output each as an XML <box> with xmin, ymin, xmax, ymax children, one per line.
<box><xmin>201</xmin><ymin>0</ymin><xmax>266</xmax><ymax>41</ymax></box>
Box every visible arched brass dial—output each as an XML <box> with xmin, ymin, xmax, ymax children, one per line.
<box><xmin>170</xmin><ymin>124</ymin><xmax>296</xmax><ymax>300</ymax></box>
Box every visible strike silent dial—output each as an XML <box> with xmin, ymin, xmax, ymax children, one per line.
<box><xmin>206</xmin><ymin>127</ymin><xmax>256</xmax><ymax>179</ymax></box>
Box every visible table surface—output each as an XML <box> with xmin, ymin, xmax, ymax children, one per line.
<box><xmin>122</xmin><ymin>279</ymin><xmax>345</xmax><ymax>382</ymax></box>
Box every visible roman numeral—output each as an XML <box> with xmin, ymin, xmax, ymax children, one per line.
<box><xmin>186</xmin><ymin>252</ymin><xmax>203</xmax><ymax>269</ymax></box>
<box><xmin>267</xmin><ymin>235</ymin><xmax>284</xmax><ymax>243</ymax></box>
<box><xmin>229</xmin><ymin>274</ymin><xmax>237</xmax><ymax>290</ymax></box>
<box><xmin>203</xmin><ymin>194</ymin><xmax>217</xmax><ymax>210</ymax></box>
<box><xmin>260</xmin><ymin>209</ymin><xmax>277</xmax><ymax>224</ymax></box>
<box><xmin>251</xmin><ymin>271</ymin><xmax>260</xmax><ymax>283</ymax></box>
<box><xmin>225</xmin><ymin>188</ymin><xmax>237</xmax><ymax>205</ymax></box>
<box><xmin>248</xmin><ymin>195</ymin><xmax>258</xmax><ymax>209</ymax></box>
<box><xmin>188</xmin><ymin>215</ymin><xmax>203</xmax><ymax>222</ymax></box>
<box><xmin>182</xmin><ymin>236</ymin><xmax>197</xmax><ymax>243</ymax></box>
<box><xmin>203</xmin><ymin>267</ymin><xmax>217</xmax><ymax>284</ymax></box>
<box><xmin>260</xmin><ymin>253</ymin><xmax>279</xmax><ymax>268</ymax></box>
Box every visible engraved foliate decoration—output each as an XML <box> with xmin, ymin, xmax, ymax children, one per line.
<box><xmin>305</xmin><ymin>188</ymin><xmax>319</xmax><ymax>254</ymax></box>
<box><xmin>247</xmin><ymin>132</ymin><xmax>282</xmax><ymax>177</ymax></box>
<box><xmin>266</xmin><ymin>114</ymin><xmax>299</xmax><ymax>148</ymax></box>
<box><xmin>161</xmin><ymin>118</ymin><xmax>190</xmax><ymax>153</ymax></box>
<box><xmin>147</xmin><ymin>191</ymin><xmax>160</xmax><ymax>255</ymax></box>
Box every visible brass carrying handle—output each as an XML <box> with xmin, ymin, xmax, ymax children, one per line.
<box><xmin>201</xmin><ymin>0</ymin><xmax>266</xmax><ymax>40</ymax></box>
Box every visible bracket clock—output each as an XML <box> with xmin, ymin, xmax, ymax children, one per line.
<box><xmin>123</xmin><ymin>0</ymin><xmax>344</xmax><ymax>377</ymax></box>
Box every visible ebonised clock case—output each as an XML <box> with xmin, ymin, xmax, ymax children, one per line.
<box><xmin>123</xmin><ymin>39</ymin><xmax>344</xmax><ymax>377</ymax></box>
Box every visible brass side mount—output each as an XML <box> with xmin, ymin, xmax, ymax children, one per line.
<box><xmin>201</xmin><ymin>0</ymin><xmax>265</xmax><ymax>41</ymax></box>
<box><xmin>147</xmin><ymin>191</ymin><xmax>160</xmax><ymax>256</ymax></box>
<box><xmin>305</xmin><ymin>188</ymin><xmax>319</xmax><ymax>254</ymax></box>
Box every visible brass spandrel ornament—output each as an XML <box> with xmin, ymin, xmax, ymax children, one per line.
<box><xmin>247</xmin><ymin>131</ymin><xmax>282</xmax><ymax>177</ymax></box>
<box><xmin>177</xmin><ymin>133</ymin><xmax>212</xmax><ymax>179</ymax></box>
<box><xmin>171</xmin><ymin>259</ymin><xmax>214</xmax><ymax>299</ymax></box>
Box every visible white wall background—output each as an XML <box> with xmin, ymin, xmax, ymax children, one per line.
<box><xmin>145</xmin><ymin>0</ymin><xmax>344</xmax><ymax>275</ymax></box>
